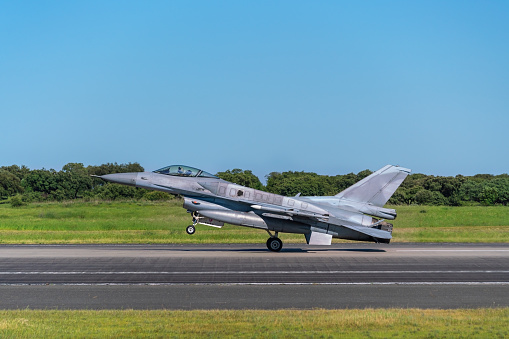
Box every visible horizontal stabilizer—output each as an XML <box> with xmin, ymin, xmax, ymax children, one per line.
<box><xmin>335</xmin><ymin>165</ymin><xmax>411</xmax><ymax>207</ymax></box>
<box><xmin>340</xmin><ymin>222</ymin><xmax>392</xmax><ymax>241</ymax></box>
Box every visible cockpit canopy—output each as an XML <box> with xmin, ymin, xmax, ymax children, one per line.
<box><xmin>153</xmin><ymin>165</ymin><xmax>218</xmax><ymax>178</ymax></box>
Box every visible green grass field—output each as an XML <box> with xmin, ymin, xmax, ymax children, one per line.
<box><xmin>0</xmin><ymin>200</ymin><xmax>508</xmax><ymax>243</ymax></box>
<box><xmin>1</xmin><ymin>201</ymin><xmax>507</xmax><ymax>338</ymax></box>
<box><xmin>0</xmin><ymin>308</ymin><xmax>507</xmax><ymax>338</ymax></box>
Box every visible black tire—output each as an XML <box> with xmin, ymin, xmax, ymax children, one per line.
<box><xmin>266</xmin><ymin>237</ymin><xmax>283</xmax><ymax>252</ymax></box>
<box><xmin>186</xmin><ymin>225</ymin><xmax>196</xmax><ymax>235</ymax></box>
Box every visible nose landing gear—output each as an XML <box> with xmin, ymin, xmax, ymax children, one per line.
<box><xmin>186</xmin><ymin>212</ymin><xmax>199</xmax><ymax>235</ymax></box>
<box><xmin>266</xmin><ymin>231</ymin><xmax>283</xmax><ymax>252</ymax></box>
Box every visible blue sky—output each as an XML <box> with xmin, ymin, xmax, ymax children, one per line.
<box><xmin>1</xmin><ymin>1</ymin><xmax>508</xmax><ymax>180</ymax></box>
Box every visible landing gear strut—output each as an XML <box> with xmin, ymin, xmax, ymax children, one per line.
<box><xmin>266</xmin><ymin>231</ymin><xmax>283</xmax><ymax>252</ymax></box>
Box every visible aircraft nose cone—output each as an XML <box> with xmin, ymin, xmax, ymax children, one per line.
<box><xmin>100</xmin><ymin>173</ymin><xmax>138</xmax><ymax>186</ymax></box>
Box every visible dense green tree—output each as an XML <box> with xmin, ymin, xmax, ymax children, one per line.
<box><xmin>60</xmin><ymin>163</ymin><xmax>93</xmax><ymax>199</ymax></box>
<box><xmin>489</xmin><ymin>178</ymin><xmax>509</xmax><ymax>205</ymax></box>
<box><xmin>422</xmin><ymin>176</ymin><xmax>463</xmax><ymax>198</ymax></box>
<box><xmin>0</xmin><ymin>165</ymin><xmax>30</xmax><ymax>181</ymax></box>
<box><xmin>329</xmin><ymin>173</ymin><xmax>355</xmax><ymax>194</ymax></box>
<box><xmin>414</xmin><ymin>189</ymin><xmax>448</xmax><ymax>205</ymax></box>
<box><xmin>266</xmin><ymin>171</ymin><xmax>320</xmax><ymax>196</ymax></box>
<box><xmin>356</xmin><ymin>169</ymin><xmax>373</xmax><ymax>181</ymax></box>
<box><xmin>0</xmin><ymin>170</ymin><xmax>24</xmax><ymax>199</ymax></box>
<box><xmin>388</xmin><ymin>189</ymin><xmax>410</xmax><ymax>205</ymax></box>
<box><xmin>479</xmin><ymin>186</ymin><xmax>499</xmax><ymax>205</ymax></box>
<box><xmin>49</xmin><ymin>188</ymin><xmax>67</xmax><ymax>202</ymax></box>
<box><xmin>94</xmin><ymin>183</ymin><xmax>144</xmax><ymax>200</ymax></box>
<box><xmin>471</xmin><ymin>174</ymin><xmax>495</xmax><ymax>181</ymax></box>
<box><xmin>87</xmin><ymin>163</ymin><xmax>144</xmax><ymax>176</ymax></box>
<box><xmin>458</xmin><ymin>179</ymin><xmax>482</xmax><ymax>203</ymax></box>
<box><xmin>21</xmin><ymin>169</ymin><xmax>59</xmax><ymax>196</ymax></box>
<box><xmin>9</xmin><ymin>194</ymin><xmax>25</xmax><ymax>207</ymax></box>
<box><xmin>144</xmin><ymin>191</ymin><xmax>173</xmax><ymax>201</ymax></box>
<box><xmin>216</xmin><ymin>169</ymin><xmax>264</xmax><ymax>190</ymax></box>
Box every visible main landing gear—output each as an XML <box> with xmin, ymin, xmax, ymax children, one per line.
<box><xmin>266</xmin><ymin>231</ymin><xmax>283</xmax><ymax>252</ymax></box>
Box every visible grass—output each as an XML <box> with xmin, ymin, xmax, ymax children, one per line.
<box><xmin>0</xmin><ymin>204</ymin><xmax>507</xmax><ymax>338</ymax></box>
<box><xmin>393</xmin><ymin>205</ymin><xmax>509</xmax><ymax>242</ymax></box>
<box><xmin>0</xmin><ymin>308</ymin><xmax>508</xmax><ymax>338</ymax></box>
<box><xmin>0</xmin><ymin>200</ymin><xmax>508</xmax><ymax>244</ymax></box>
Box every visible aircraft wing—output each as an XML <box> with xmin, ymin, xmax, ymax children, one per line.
<box><xmin>249</xmin><ymin>202</ymin><xmax>390</xmax><ymax>240</ymax></box>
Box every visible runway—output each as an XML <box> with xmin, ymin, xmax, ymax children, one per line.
<box><xmin>0</xmin><ymin>243</ymin><xmax>508</xmax><ymax>309</ymax></box>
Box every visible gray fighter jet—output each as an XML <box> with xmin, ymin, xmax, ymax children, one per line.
<box><xmin>98</xmin><ymin>164</ymin><xmax>410</xmax><ymax>251</ymax></box>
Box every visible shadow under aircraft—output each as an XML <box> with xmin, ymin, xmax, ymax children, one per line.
<box><xmin>98</xmin><ymin>164</ymin><xmax>410</xmax><ymax>252</ymax></box>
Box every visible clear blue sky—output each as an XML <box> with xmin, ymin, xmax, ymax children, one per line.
<box><xmin>1</xmin><ymin>1</ymin><xmax>508</xmax><ymax>180</ymax></box>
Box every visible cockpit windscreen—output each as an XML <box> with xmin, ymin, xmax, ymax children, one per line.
<box><xmin>153</xmin><ymin>165</ymin><xmax>218</xmax><ymax>178</ymax></box>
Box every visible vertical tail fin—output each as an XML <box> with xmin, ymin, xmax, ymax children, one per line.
<box><xmin>335</xmin><ymin>165</ymin><xmax>411</xmax><ymax>207</ymax></box>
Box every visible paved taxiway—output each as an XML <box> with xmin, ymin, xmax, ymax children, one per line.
<box><xmin>0</xmin><ymin>243</ymin><xmax>508</xmax><ymax>309</ymax></box>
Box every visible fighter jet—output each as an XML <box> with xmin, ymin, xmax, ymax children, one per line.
<box><xmin>98</xmin><ymin>164</ymin><xmax>411</xmax><ymax>251</ymax></box>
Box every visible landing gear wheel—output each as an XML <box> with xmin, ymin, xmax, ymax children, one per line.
<box><xmin>266</xmin><ymin>237</ymin><xmax>283</xmax><ymax>252</ymax></box>
<box><xmin>186</xmin><ymin>225</ymin><xmax>196</xmax><ymax>235</ymax></box>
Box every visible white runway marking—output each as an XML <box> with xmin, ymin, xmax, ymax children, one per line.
<box><xmin>2</xmin><ymin>282</ymin><xmax>509</xmax><ymax>286</ymax></box>
<box><xmin>1</xmin><ymin>270</ymin><xmax>508</xmax><ymax>275</ymax></box>
<box><xmin>395</xmin><ymin>249</ymin><xmax>509</xmax><ymax>252</ymax></box>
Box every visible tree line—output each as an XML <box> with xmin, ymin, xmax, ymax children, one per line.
<box><xmin>1</xmin><ymin>163</ymin><xmax>508</xmax><ymax>206</ymax></box>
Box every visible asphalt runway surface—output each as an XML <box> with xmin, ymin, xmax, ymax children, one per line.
<box><xmin>0</xmin><ymin>243</ymin><xmax>508</xmax><ymax>309</ymax></box>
